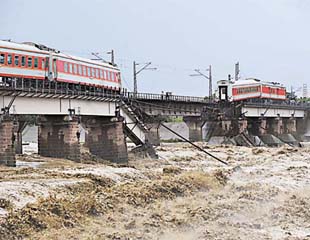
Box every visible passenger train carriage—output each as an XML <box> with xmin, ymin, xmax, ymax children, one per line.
<box><xmin>0</xmin><ymin>40</ymin><xmax>121</xmax><ymax>92</ymax></box>
<box><xmin>217</xmin><ymin>78</ymin><xmax>286</xmax><ymax>102</ymax></box>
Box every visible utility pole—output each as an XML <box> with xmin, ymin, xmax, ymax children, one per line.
<box><xmin>235</xmin><ymin>62</ymin><xmax>240</xmax><ymax>81</ymax></box>
<box><xmin>133</xmin><ymin>61</ymin><xmax>157</xmax><ymax>96</ymax></box>
<box><xmin>107</xmin><ymin>50</ymin><xmax>114</xmax><ymax>65</ymax></box>
<box><xmin>133</xmin><ymin>61</ymin><xmax>137</xmax><ymax>95</ymax></box>
<box><xmin>208</xmin><ymin>65</ymin><xmax>212</xmax><ymax>100</ymax></box>
<box><xmin>190</xmin><ymin>66</ymin><xmax>213</xmax><ymax>100</ymax></box>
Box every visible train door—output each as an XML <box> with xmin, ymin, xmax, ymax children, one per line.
<box><xmin>217</xmin><ymin>80</ymin><xmax>232</xmax><ymax>101</ymax></box>
<box><xmin>219</xmin><ymin>86</ymin><xmax>228</xmax><ymax>101</ymax></box>
<box><xmin>47</xmin><ymin>53</ymin><xmax>57</xmax><ymax>81</ymax></box>
<box><xmin>44</xmin><ymin>57</ymin><xmax>49</xmax><ymax>79</ymax></box>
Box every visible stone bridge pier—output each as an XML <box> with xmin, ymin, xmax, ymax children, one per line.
<box><xmin>0</xmin><ymin>114</ymin><xmax>129</xmax><ymax>167</ymax></box>
<box><xmin>0</xmin><ymin>117</ymin><xmax>15</xmax><ymax>166</ymax></box>
<box><xmin>183</xmin><ymin>116</ymin><xmax>205</xmax><ymax>142</ymax></box>
<box><xmin>145</xmin><ymin>122</ymin><xmax>161</xmax><ymax>146</ymax></box>
<box><xmin>283</xmin><ymin>117</ymin><xmax>297</xmax><ymax>134</ymax></box>
<box><xmin>258</xmin><ymin>118</ymin><xmax>267</xmax><ymax>135</ymax></box>
<box><xmin>83</xmin><ymin>116</ymin><xmax>128</xmax><ymax>163</ymax></box>
<box><xmin>296</xmin><ymin>117</ymin><xmax>309</xmax><ymax>141</ymax></box>
<box><xmin>38</xmin><ymin>116</ymin><xmax>81</xmax><ymax>161</ymax></box>
<box><xmin>267</xmin><ymin>116</ymin><xmax>284</xmax><ymax>135</ymax></box>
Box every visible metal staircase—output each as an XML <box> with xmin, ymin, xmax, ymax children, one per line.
<box><xmin>120</xmin><ymin>99</ymin><xmax>157</xmax><ymax>158</ymax></box>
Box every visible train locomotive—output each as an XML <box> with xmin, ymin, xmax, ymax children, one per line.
<box><xmin>0</xmin><ymin>40</ymin><xmax>121</xmax><ymax>94</ymax></box>
<box><xmin>217</xmin><ymin>78</ymin><xmax>286</xmax><ymax>103</ymax></box>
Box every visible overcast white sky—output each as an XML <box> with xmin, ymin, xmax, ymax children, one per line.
<box><xmin>1</xmin><ymin>0</ymin><xmax>310</xmax><ymax>96</ymax></box>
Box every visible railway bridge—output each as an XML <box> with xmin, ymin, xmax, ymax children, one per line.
<box><xmin>0</xmin><ymin>84</ymin><xmax>309</xmax><ymax>166</ymax></box>
<box><xmin>122</xmin><ymin>92</ymin><xmax>310</xmax><ymax>147</ymax></box>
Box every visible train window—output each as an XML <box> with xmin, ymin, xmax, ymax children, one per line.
<box><xmin>95</xmin><ymin>69</ymin><xmax>99</xmax><ymax>78</ymax></box>
<box><xmin>100</xmin><ymin>70</ymin><xmax>103</xmax><ymax>79</ymax></box>
<box><xmin>42</xmin><ymin>59</ymin><xmax>45</xmax><ymax>69</ymax></box>
<box><xmin>8</xmin><ymin>54</ymin><xmax>12</xmax><ymax>65</ymax></box>
<box><xmin>64</xmin><ymin>62</ymin><xmax>68</xmax><ymax>72</ymax></box>
<box><xmin>78</xmin><ymin>65</ymin><xmax>82</xmax><ymax>75</ymax></box>
<box><xmin>21</xmin><ymin>56</ymin><xmax>26</xmax><ymax>67</ymax></box>
<box><xmin>91</xmin><ymin>68</ymin><xmax>95</xmax><ymax>77</ymax></box>
<box><xmin>69</xmin><ymin>64</ymin><xmax>73</xmax><ymax>73</ymax></box>
<box><xmin>27</xmin><ymin>57</ymin><xmax>32</xmax><ymax>67</ymax></box>
<box><xmin>73</xmin><ymin>64</ymin><xmax>77</xmax><ymax>74</ymax></box>
<box><xmin>87</xmin><ymin>67</ymin><xmax>91</xmax><ymax>76</ymax></box>
<box><xmin>14</xmin><ymin>55</ymin><xmax>19</xmax><ymax>66</ymax></box>
<box><xmin>34</xmin><ymin>58</ymin><xmax>38</xmax><ymax>68</ymax></box>
<box><xmin>83</xmin><ymin>66</ymin><xmax>86</xmax><ymax>76</ymax></box>
<box><xmin>0</xmin><ymin>54</ymin><xmax>4</xmax><ymax>64</ymax></box>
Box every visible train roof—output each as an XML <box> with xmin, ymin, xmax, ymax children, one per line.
<box><xmin>233</xmin><ymin>78</ymin><xmax>284</xmax><ymax>87</ymax></box>
<box><xmin>0</xmin><ymin>40</ymin><xmax>41</xmax><ymax>52</ymax></box>
<box><xmin>0</xmin><ymin>40</ymin><xmax>119</xmax><ymax>70</ymax></box>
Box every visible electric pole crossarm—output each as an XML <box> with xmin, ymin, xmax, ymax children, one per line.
<box><xmin>136</xmin><ymin>62</ymin><xmax>152</xmax><ymax>75</ymax></box>
<box><xmin>190</xmin><ymin>66</ymin><xmax>213</xmax><ymax>100</ymax></box>
<box><xmin>195</xmin><ymin>69</ymin><xmax>209</xmax><ymax>79</ymax></box>
<box><xmin>133</xmin><ymin>61</ymin><xmax>157</xmax><ymax>95</ymax></box>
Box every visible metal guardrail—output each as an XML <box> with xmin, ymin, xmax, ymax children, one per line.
<box><xmin>123</xmin><ymin>92</ymin><xmax>208</xmax><ymax>103</ymax></box>
<box><xmin>243</xmin><ymin>98</ymin><xmax>310</xmax><ymax>109</ymax></box>
<box><xmin>0</xmin><ymin>84</ymin><xmax>121</xmax><ymax>100</ymax></box>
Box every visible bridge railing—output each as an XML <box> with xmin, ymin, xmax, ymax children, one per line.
<box><xmin>0</xmin><ymin>80</ymin><xmax>121</xmax><ymax>99</ymax></box>
<box><xmin>244</xmin><ymin>98</ymin><xmax>310</xmax><ymax>109</ymax></box>
<box><xmin>123</xmin><ymin>92</ymin><xmax>208</xmax><ymax>103</ymax></box>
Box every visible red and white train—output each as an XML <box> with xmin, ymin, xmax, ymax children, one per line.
<box><xmin>0</xmin><ymin>40</ymin><xmax>121</xmax><ymax>91</ymax></box>
<box><xmin>217</xmin><ymin>78</ymin><xmax>286</xmax><ymax>102</ymax></box>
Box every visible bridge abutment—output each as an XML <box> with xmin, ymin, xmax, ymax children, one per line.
<box><xmin>0</xmin><ymin>117</ymin><xmax>16</xmax><ymax>166</ymax></box>
<box><xmin>183</xmin><ymin>116</ymin><xmax>204</xmax><ymax>142</ymax></box>
<box><xmin>85</xmin><ymin>117</ymin><xmax>128</xmax><ymax>163</ymax></box>
<box><xmin>38</xmin><ymin>116</ymin><xmax>81</xmax><ymax>161</ymax></box>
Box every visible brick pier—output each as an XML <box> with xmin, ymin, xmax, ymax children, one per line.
<box><xmin>38</xmin><ymin>116</ymin><xmax>81</xmax><ymax>161</ymax></box>
<box><xmin>85</xmin><ymin>117</ymin><xmax>128</xmax><ymax>163</ymax></box>
<box><xmin>0</xmin><ymin>117</ymin><xmax>15</xmax><ymax>166</ymax></box>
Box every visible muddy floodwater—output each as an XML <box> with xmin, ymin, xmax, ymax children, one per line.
<box><xmin>0</xmin><ymin>143</ymin><xmax>310</xmax><ymax>240</ymax></box>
